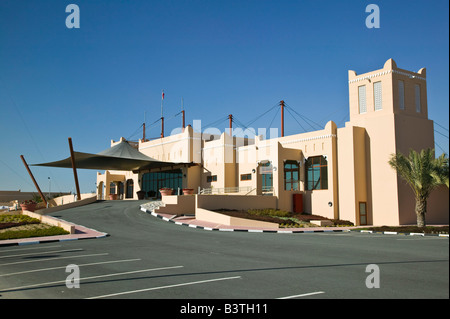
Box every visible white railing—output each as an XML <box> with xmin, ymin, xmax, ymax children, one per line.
<box><xmin>199</xmin><ymin>186</ymin><xmax>275</xmax><ymax>196</ymax></box>
<box><xmin>200</xmin><ymin>186</ymin><xmax>252</xmax><ymax>195</ymax></box>
<box><xmin>261</xmin><ymin>186</ymin><xmax>274</xmax><ymax>195</ymax></box>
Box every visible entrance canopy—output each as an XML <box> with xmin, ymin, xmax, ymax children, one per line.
<box><xmin>32</xmin><ymin>140</ymin><xmax>192</xmax><ymax>172</ymax></box>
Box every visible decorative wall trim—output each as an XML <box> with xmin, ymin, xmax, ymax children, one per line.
<box><xmin>349</xmin><ymin>69</ymin><xmax>426</xmax><ymax>84</ymax></box>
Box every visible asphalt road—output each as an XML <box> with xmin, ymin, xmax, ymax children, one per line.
<box><xmin>0</xmin><ymin>200</ymin><xmax>448</xmax><ymax>302</ymax></box>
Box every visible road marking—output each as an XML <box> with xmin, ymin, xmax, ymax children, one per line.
<box><xmin>87</xmin><ymin>276</ymin><xmax>242</xmax><ymax>299</ymax></box>
<box><xmin>0</xmin><ymin>253</ymin><xmax>109</xmax><ymax>267</ymax></box>
<box><xmin>0</xmin><ymin>245</ymin><xmax>62</xmax><ymax>253</ymax></box>
<box><xmin>0</xmin><ymin>258</ymin><xmax>141</xmax><ymax>277</ymax></box>
<box><xmin>0</xmin><ymin>265</ymin><xmax>184</xmax><ymax>292</ymax></box>
<box><xmin>397</xmin><ymin>237</ymin><xmax>445</xmax><ymax>241</ymax></box>
<box><xmin>277</xmin><ymin>291</ymin><xmax>325</xmax><ymax>299</ymax></box>
<box><xmin>0</xmin><ymin>248</ymin><xmax>83</xmax><ymax>259</ymax></box>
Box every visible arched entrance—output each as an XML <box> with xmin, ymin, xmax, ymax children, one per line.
<box><xmin>97</xmin><ymin>181</ymin><xmax>104</xmax><ymax>200</ymax></box>
<box><xmin>126</xmin><ymin>179</ymin><xmax>134</xmax><ymax>199</ymax></box>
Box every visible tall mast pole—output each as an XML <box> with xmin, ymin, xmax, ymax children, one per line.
<box><xmin>228</xmin><ymin>114</ymin><xmax>233</xmax><ymax>136</ymax></box>
<box><xmin>280</xmin><ymin>100</ymin><xmax>285</xmax><ymax>137</ymax></box>
<box><xmin>161</xmin><ymin>90</ymin><xmax>164</xmax><ymax>138</ymax></box>
<box><xmin>143</xmin><ymin>111</ymin><xmax>146</xmax><ymax>141</ymax></box>
<box><xmin>181</xmin><ymin>98</ymin><xmax>185</xmax><ymax>130</ymax></box>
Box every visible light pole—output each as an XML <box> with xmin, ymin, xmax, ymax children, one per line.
<box><xmin>47</xmin><ymin>177</ymin><xmax>51</xmax><ymax>208</ymax></box>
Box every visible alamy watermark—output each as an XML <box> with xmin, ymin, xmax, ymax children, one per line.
<box><xmin>66</xmin><ymin>264</ymin><xmax>80</xmax><ymax>288</ymax></box>
<box><xmin>365</xmin><ymin>4</ymin><xmax>380</xmax><ymax>29</ymax></box>
<box><xmin>66</xmin><ymin>4</ymin><xmax>80</xmax><ymax>29</ymax></box>
<box><xmin>365</xmin><ymin>264</ymin><xmax>380</xmax><ymax>288</ymax></box>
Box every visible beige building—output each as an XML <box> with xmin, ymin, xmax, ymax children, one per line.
<box><xmin>97</xmin><ymin>59</ymin><xmax>449</xmax><ymax>226</ymax></box>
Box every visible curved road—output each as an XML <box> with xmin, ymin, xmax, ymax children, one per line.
<box><xmin>0</xmin><ymin>200</ymin><xmax>448</xmax><ymax>301</ymax></box>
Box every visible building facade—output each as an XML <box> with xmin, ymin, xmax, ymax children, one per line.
<box><xmin>97</xmin><ymin>59</ymin><xmax>449</xmax><ymax>226</ymax></box>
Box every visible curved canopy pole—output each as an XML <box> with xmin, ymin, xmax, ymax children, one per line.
<box><xmin>68</xmin><ymin>137</ymin><xmax>82</xmax><ymax>201</ymax></box>
<box><xmin>20</xmin><ymin>155</ymin><xmax>48</xmax><ymax>207</ymax></box>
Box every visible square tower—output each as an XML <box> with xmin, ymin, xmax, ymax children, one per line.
<box><xmin>342</xmin><ymin>59</ymin><xmax>436</xmax><ymax>225</ymax></box>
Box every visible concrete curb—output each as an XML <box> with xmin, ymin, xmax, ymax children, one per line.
<box><xmin>141</xmin><ymin>205</ymin><xmax>449</xmax><ymax>238</ymax></box>
<box><xmin>351</xmin><ymin>229</ymin><xmax>449</xmax><ymax>238</ymax></box>
<box><xmin>140</xmin><ymin>206</ymin><xmax>352</xmax><ymax>234</ymax></box>
<box><xmin>0</xmin><ymin>224</ymin><xmax>109</xmax><ymax>247</ymax></box>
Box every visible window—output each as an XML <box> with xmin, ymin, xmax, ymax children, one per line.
<box><xmin>284</xmin><ymin>160</ymin><xmax>299</xmax><ymax>191</ymax></box>
<box><xmin>415</xmin><ymin>84</ymin><xmax>421</xmax><ymax>113</ymax></box>
<box><xmin>398</xmin><ymin>80</ymin><xmax>405</xmax><ymax>110</ymax></box>
<box><xmin>240</xmin><ymin>173</ymin><xmax>252</xmax><ymax>181</ymax></box>
<box><xmin>359</xmin><ymin>202</ymin><xmax>367</xmax><ymax>225</ymax></box>
<box><xmin>109</xmin><ymin>182</ymin><xmax>116</xmax><ymax>194</ymax></box>
<box><xmin>305</xmin><ymin>156</ymin><xmax>328</xmax><ymax>190</ymax></box>
<box><xmin>141</xmin><ymin>170</ymin><xmax>183</xmax><ymax>198</ymax></box>
<box><xmin>358</xmin><ymin>85</ymin><xmax>367</xmax><ymax>114</ymax></box>
<box><xmin>207</xmin><ymin>175</ymin><xmax>217</xmax><ymax>183</ymax></box>
<box><xmin>374</xmin><ymin>81</ymin><xmax>382</xmax><ymax>111</ymax></box>
<box><xmin>260</xmin><ymin>162</ymin><xmax>273</xmax><ymax>193</ymax></box>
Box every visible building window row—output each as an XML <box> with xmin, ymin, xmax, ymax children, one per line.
<box><xmin>305</xmin><ymin>155</ymin><xmax>328</xmax><ymax>190</ymax></box>
<box><xmin>284</xmin><ymin>160</ymin><xmax>300</xmax><ymax>191</ymax></box>
<box><xmin>398</xmin><ymin>80</ymin><xmax>421</xmax><ymax>113</ymax></box>
<box><xmin>358</xmin><ymin>82</ymin><xmax>383</xmax><ymax>114</ymax></box>
<box><xmin>359</xmin><ymin>81</ymin><xmax>422</xmax><ymax>113</ymax></box>
<box><xmin>203</xmin><ymin>156</ymin><xmax>328</xmax><ymax>191</ymax></box>
<box><xmin>282</xmin><ymin>156</ymin><xmax>329</xmax><ymax>191</ymax></box>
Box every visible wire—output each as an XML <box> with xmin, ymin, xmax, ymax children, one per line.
<box><xmin>0</xmin><ymin>158</ymin><xmax>35</xmax><ymax>189</ymax></box>
<box><xmin>285</xmin><ymin>106</ymin><xmax>307</xmax><ymax>133</ymax></box>
<box><xmin>433</xmin><ymin>121</ymin><xmax>449</xmax><ymax>132</ymax></box>
<box><xmin>242</xmin><ymin>102</ymin><xmax>281</xmax><ymax>130</ymax></box>
<box><xmin>126</xmin><ymin>123</ymin><xmax>144</xmax><ymax>140</ymax></box>
<box><xmin>268</xmin><ymin>106</ymin><xmax>280</xmax><ymax>129</ymax></box>
<box><xmin>434</xmin><ymin>141</ymin><xmax>448</xmax><ymax>155</ymax></box>
<box><xmin>434</xmin><ymin>130</ymin><xmax>449</xmax><ymax>139</ymax></box>
<box><xmin>202</xmin><ymin>116</ymin><xmax>229</xmax><ymax>129</ymax></box>
<box><xmin>284</xmin><ymin>102</ymin><xmax>323</xmax><ymax>131</ymax></box>
<box><xmin>0</xmin><ymin>79</ymin><xmax>63</xmax><ymax>193</ymax></box>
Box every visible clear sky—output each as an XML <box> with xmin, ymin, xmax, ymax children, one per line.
<box><xmin>0</xmin><ymin>0</ymin><xmax>448</xmax><ymax>194</ymax></box>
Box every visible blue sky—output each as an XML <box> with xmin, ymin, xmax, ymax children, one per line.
<box><xmin>0</xmin><ymin>0</ymin><xmax>448</xmax><ymax>194</ymax></box>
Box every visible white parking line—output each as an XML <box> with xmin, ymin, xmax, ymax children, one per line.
<box><xmin>0</xmin><ymin>253</ymin><xmax>109</xmax><ymax>267</ymax></box>
<box><xmin>0</xmin><ymin>248</ymin><xmax>83</xmax><ymax>259</ymax></box>
<box><xmin>0</xmin><ymin>265</ymin><xmax>184</xmax><ymax>292</ymax></box>
<box><xmin>87</xmin><ymin>276</ymin><xmax>242</xmax><ymax>299</ymax></box>
<box><xmin>277</xmin><ymin>291</ymin><xmax>325</xmax><ymax>299</ymax></box>
<box><xmin>0</xmin><ymin>258</ymin><xmax>141</xmax><ymax>277</ymax></box>
<box><xmin>0</xmin><ymin>245</ymin><xmax>62</xmax><ymax>253</ymax></box>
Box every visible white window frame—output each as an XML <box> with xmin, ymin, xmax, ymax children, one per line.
<box><xmin>374</xmin><ymin>81</ymin><xmax>382</xmax><ymax>111</ymax></box>
<box><xmin>358</xmin><ymin>85</ymin><xmax>367</xmax><ymax>114</ymax></box>
<box><xmin>415</xmin><ymin>84</ymin><xmax>421</xmax><ymax>113</ymax></box>
<box><xmin>398</xmin><ymin>80</ymin><xmax>405</xmax><ymax>110</ymax></box>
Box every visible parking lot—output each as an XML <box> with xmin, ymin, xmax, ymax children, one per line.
<box><xmin>0</xmin><ymin>201</ymin><xmax>448</xmax><ymax>300</ymax></box>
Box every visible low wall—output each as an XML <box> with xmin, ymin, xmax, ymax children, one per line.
<box><xmin>151</xmin><ymin>194</ymin><xmax>280</xmax><ymax>228</ymax></box>
<box><xmin>196</xmin><ymin>207</ymin><xmax>279</xmax><ymax>229</ymax></box>
<box><xmin>22</xmin><ymin>210</ymin><xmax>75</xmax><ymax>234</ymax></box>
<box><xmin>195</xmin><ymin>195</ymin><xmax>279</xmax><ymax>228</ymax></box>
<box><xmin>157</xmin><ymin>195</ymin><xmax>196</xmax><ymax>215</ymax></box>
<box><xmin>196</xmin><ymin>194</ymin><xmax>277</xmax><ymax>211</ymax></box>
<box><xmin>49</xmin><ymin>193</ymin><xmax>96</xmax><ymax>206</ymax></box>
<box><xmin>37</xmin><ymin>195</ymin><xmax>97</xmax><ymax>215</ymax></box>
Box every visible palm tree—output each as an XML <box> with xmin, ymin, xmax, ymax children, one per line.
<box><xmin>388</xmin><ymin>148</ymin><xmax>449</xmax><ymax>228</ymax></box>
